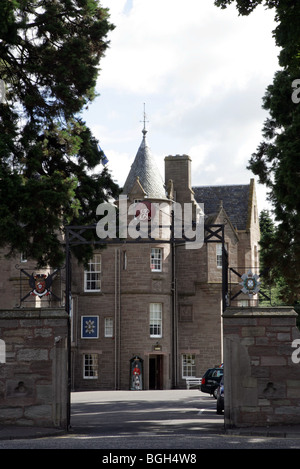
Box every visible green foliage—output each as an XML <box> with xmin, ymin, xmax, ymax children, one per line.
<box><xmin>0</xmin><ymin>1</ymin><xmax>120</xmax><ymax>267</ymax></box>
<box><xmin>215</xmin><ymin>0</ymin><xmax>300</xmax><ymax>306</ymax></box>
<box><xmin>214</xmin><ymin>0</ymin><xmax>279</xmax><ymax>16</ymax></box>
<box><xmin>259</xmin><ymin>210</ymin><xmax>300</xmax><ymax>327</ymax></box>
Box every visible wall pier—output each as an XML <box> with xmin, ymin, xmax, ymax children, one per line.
<box><xmin>223</xmin><ymin>306</ymin><xmax>300</xmax><ymax>429</ymax></box>
<box><xmin>0</xmin><ymin>308</ymin><xmax>68</xmax><ymax>429</ymax></box>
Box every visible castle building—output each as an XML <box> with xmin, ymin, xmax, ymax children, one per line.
<box><xmin>0</xmin><ymin>126</ymin><xmax>260</xmax><ymax>391</ymax></box>
<box><xmin>69</xmin><ymin>126</ymin><xmax>260</xmax><ymax>391</ymax></box>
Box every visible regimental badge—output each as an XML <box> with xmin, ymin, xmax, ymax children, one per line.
<box><xmin>32</xmin><ymin>274</ymin><xmax>48</xmax><ymax>297</ymax></box>
<box><xmin>20</xmin><ymin>268</ymin><xmax>60</xmax><ymax>303</ymax></box>
<box><xmin>81</xmin><ymin>316</ymin><xmax>99</xmax><ymax>339</ymax></box>
<box><xmin>239</xmin><ymin>270</ymin><xmax>261</xmax><ymax>297</ymax></box>
<box><xmin>29</xmin><ymin>273</ymin><xmax>52</xmax><ymax>297</ymax></box>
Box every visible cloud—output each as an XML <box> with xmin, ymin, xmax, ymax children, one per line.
<box><xmin>86</xmin><ymin>0</ymin><xmax>280</xmax><ymax>213</ymax></box>
<box><xmin>101</xmin><ymin>0</ymin><xmax>277</xmax><ymax>96</ymax></box>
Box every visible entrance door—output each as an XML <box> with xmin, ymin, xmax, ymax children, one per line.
<box><xmin>149</xmin><ymin>355</ymin><xmax>163</xmax><ymax>390</ymax></box>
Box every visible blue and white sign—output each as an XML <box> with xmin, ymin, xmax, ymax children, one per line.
<box><xmin>81</xmin><ymin>316</ymin><xmax>99</xmax><ymax>339</ymax></box>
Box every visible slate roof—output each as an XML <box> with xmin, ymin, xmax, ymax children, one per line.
<box><xmin>193</xmin><ymin>184</ymin><xmax>250</xmax><ymax>230</ymax></box>
<box><xmin>122</xmin><ymin>130</ymin><xmax>167</xmax><ymax>200</ymax></box>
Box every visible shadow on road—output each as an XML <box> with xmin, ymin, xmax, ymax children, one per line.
<box><xmin>70</xmin><ymin>390</ymin><xmax>224</xmax><ymax>437</ymax></box>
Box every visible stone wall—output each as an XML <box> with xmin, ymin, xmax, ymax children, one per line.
<box><xmin>0</xmin><ymin>308</ymin><xmax>69</xmax><ymax>428</ymax></box>
<box><xmin>223</xmin><ymin>306</ymin><xmax>300</xmax><ymax>429</ymax></box>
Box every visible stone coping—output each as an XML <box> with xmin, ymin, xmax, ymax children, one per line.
<box><xmin>223</xmin><ymin>306</ymin><xmax>297</xmax><ymax>318</ymax></box>
<box><xmin>0</xmin><ymin>308</ymin><xmax>68</xmax><ymax>319</ymax></box>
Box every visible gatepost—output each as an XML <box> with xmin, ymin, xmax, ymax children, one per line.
<box><xmin>223</xmin><ymin>306</ymin><xmax>300</xmax><ymax>429</ymax></box>
<box><xmin>0</xmin><ymin>308</ymin><xmax>68</xmax><ymax>428</ymax></box>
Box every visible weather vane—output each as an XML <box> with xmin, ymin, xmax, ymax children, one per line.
<box><xmin>140</xmin><ymin>103</ymin><xmax>149</xmax><ymax>135</ymax></box>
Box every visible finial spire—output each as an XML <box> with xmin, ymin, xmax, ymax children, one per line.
<box><xmin>141</xmin><ymin>102</ymin><xmax>149</xmax><ymax>137</ymax></box>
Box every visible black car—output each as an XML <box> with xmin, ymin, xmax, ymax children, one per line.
<box><xmin>216</xmin><ymin>376</ymin><xmax>224</xmax><ymax>414</ymax></box>
<box><xmin>200</xmin><ymin>367</ymin><xmax>224</xmax><ymax>398</ymax></box>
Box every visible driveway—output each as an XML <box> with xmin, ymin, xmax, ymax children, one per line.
<box><xmin>1</xmin><ymin>390</ymin><xmax>300</xmax><ymax>449</ymax></box>
<box><xmin>70</xmin><ymin>389</ymin><xmax>224</xmax><ymax>437</ymax></box>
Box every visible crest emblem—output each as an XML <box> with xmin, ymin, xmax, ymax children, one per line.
<box><xmin>32</xmin><ymin>274</ymin><xmax>49</xmax><ymax>297</ymax></box>
<box><xmin>19</xmin><ymin>268</ymin><xmax>61</xmax><ymax>303</ymax></box>
<box><xmin>239</xmin><ymin>270</ymin><xmax>260</xmax><ymax>297</ymax></box>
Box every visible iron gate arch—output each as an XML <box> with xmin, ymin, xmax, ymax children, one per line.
<box><xmin>64</xmin><ymin>217</ymin><xmax>228</xmax><ymax>427</ymax></box>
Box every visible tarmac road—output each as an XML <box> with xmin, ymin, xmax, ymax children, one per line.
<box><xmin>0</xmin><ymin>389</ymin><xmax>300</xmax><ymax>452</ymax></box>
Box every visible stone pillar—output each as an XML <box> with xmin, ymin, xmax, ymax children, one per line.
<box><xmin>223</xmin><ymin>306</ymin><xmax>300</xmax><ymax>429</ymax></box>
<box><xmin>0</xmin><ymin>308</ymin><xmax>69</xmax><ymax>428</ymax></box>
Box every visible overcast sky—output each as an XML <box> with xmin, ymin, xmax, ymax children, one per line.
<box><xmin>83</xmin><ymin>0</ymin><xmax>280</xmax><ymax>213</ymax></box>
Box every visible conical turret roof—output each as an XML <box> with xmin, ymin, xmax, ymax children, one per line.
<box><xmin>122</xmin><ymin>129</ymin><xmax>167</xmax><ymax>200</ymax></box>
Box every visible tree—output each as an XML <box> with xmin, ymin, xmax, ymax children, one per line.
<box><xmin>259</xmin><ymin>209</ymin><xmax>300</xmax><ymax>327</ymax></box>
<box><xmin>214</xmin><ymin>0</ymin><xmax>300</xmax><ymax>303</ymax></box>
<box><xmin>259</xmin><ymin>209</ymin><xmax>287</xmax><ymax>303</ymax></box>
<box><xmin>0</xmin><ymin>0</ymin><xmax>120</xmax><ymax>268</ymax></box>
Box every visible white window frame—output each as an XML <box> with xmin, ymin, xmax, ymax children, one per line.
<box><xmin>238</xmin><ymin>300</ymin><xmax>249</xmax><ymax>307</ymax></box>
<box><xmin>20</xmin><ymin>252</ymin><xmax>27</xmax><ymax>263</ymax></box>
<box><xmin>104</xmin><ymin>317</ymin><xmax>114</xmax><ymax>338</ymax></box>
<box><xmin>182</xmin><ymin>354</ymin><xmax>196</xmax><ymax>378</ymax></box>
<box><xmin>151</xmin><ymin>248</ymin><xmax>162</xmax><ymax>272</ymax></box>
<box><xmin>150</xmin><ymin>303</ymin><xmax>162</xmax><ymax>338</ymax></box>
<box><xmin>216</xmin><ymin>243</ymin><xmax>223</xmax><ymax>269</ymax></box>
<box><xmin>83</xmin><ymin>353</ymin><xmax>98</xmax><ymax>379</ymax></box>
<box><xmin>84</xmin><ymin>254</ymin><xmax>101</xmax><ymax>292</ymax></box>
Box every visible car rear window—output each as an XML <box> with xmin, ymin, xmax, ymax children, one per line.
<box><xmin>212</xmin><ymin>369</ymin><xmax>223</xmax><ymax>377</ymax></box>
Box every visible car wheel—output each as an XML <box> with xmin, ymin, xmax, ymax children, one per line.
<box><xmin>213</xmin><ymin>388</ymin><xmax>218</xmax><ymax>399</ymax></box>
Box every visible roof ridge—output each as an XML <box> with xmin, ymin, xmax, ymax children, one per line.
<box><xmin>193</xmin><ymin>183</ymin><xmax>250</xmax><ymax>188</ymax></box>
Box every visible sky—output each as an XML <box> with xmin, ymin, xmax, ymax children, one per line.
<box><xmin>83</xmin><ymin>0</ymin><xmax>280</xmax><ymax>214</ymax></box>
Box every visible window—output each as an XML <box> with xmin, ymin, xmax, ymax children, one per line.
<box><xmin>151</xmin><ymin>248</ymin><xmax>162</xmax><ymax>272</ymax></box>
<box><xmin>83</xmin><ymin>354</ymin><xmax>98</xmax><ymax>379</ymax></box>
<box><xmin>84</xmin><ymin>254</ymin><xmax>101</xmax><ymax>291</ymax></box>
<box><xmin>216</xmin><ymin>243</ymin><xmax>228</xmax><ymax>268</ymax></box>
<box><xmin>238</xmin><ymin>300</ymin><xmax>249</xmax><ymax>307</ymax></box>
<box><xmin>150</xmin><ymin>303</ymin><xmax>162</xmax><ymax>337</ymax></box>
<box><xmin>216</xmin><ymin>243</ymin><xmax>222</xmax><ymax>268</ymax></box>
<box><xmin>20</xmin><ymin>252</ymin><xmax>27</xmax><ymax>263</ymax></box>
<box><xmin>104</xmin><ymin>318</ymin><xmax>113</xmax><ymax>337</ymax></box>
<box><xmin>182</xmin><ymin>354</ymin><xmax>196</xmax><ymax>378</ymax></box>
